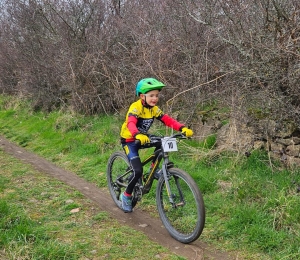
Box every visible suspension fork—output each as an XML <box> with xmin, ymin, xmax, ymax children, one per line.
<box><xmin>161</xmin><ymin>152</ymin><xmax>176</xmax><ymax>206</ymax></box>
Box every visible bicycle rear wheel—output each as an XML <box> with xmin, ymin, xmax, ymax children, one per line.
<box><xmin>156</xmin><ymin>168</ymin><xmax>205</xmax><ymax>244</ymax></box>
<box><xmin>106</xmin><ymin>151</ymin><xmax>131</xmax><ymax>209</ymax></box>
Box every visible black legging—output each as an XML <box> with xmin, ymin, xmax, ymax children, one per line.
<box><xmin>124</xmin><ymin>143</ymin><xmax>160</xmax><ymax>195</ymax></box>
<box><xmin>125</xmin><ymin>156</ymin><xmax>143</xmax><ymax>194</ymax></box>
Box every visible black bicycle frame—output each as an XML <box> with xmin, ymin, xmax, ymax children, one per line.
<box><xmin>116</xmin><ymin>139</ymin><xmax>177</xmax><ymax>205</ymax></box>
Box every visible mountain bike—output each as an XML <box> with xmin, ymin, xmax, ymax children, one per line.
<box><xmin>106</xmin><ymin>133</ymin><xmax>205</xmax><ymax>244</ymax></box>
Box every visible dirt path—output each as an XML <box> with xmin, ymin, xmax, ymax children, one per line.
<box><xmin>0</xmin><ymin>136</ymin><xmax>237</xmax><ymax>260</ymax></box>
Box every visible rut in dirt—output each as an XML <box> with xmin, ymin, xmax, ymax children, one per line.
<box><xmin>0</xmin><ymin>136</ymin><xmax>237</xmax><ymax>260</ymax></box>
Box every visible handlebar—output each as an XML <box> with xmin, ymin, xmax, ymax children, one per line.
<box><xmin>135</xmin><ymin>133</ymin><xmax>188</xmax><ymax>146</ymax></box>
<box><xmin>149</xmin><ymin>133</ymin><xmax>187</xmax><ymax>142</ymax></box>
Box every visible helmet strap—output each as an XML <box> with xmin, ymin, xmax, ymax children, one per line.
<box><xmin>141</xmin><ymin>95</ymin><xmax>153</xmax><ymax>108</ymax></box>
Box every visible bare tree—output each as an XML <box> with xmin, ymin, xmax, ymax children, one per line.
<box><xmin>0</xmin><ymin>0</ymin><xmax>299</xmax><ymax>134</ymax></box>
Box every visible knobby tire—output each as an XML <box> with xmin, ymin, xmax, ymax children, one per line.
<box><xmin>156</xmin><ymin>168</ymin><xmax>205</xmax><ymax>244</ymax></box>
<box><xmin>106</xmin><ymin>151</ymin><xmax>131</xmax><ymax>210</ymax></box>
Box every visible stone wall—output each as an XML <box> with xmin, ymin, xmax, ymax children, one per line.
<box><xmin>196</xmin><ymin>118</ymin><xmax>300</xmax><ymax>168</ymax></box>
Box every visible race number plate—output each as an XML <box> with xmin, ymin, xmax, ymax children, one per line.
<box><xmin>162</xmin><ymin>137</ymin><xmax>178</xmax><ymax>152</ymax></box>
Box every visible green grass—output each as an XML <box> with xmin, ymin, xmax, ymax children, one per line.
<box><xmin>0</xmin><ymin>150</ymin><xmax>184</xmax><ymax>260</ymax></box>
<box><xmin>1</xmin><ymin>94</ymin><xmax>300</xmax><ymax>259</ymax></box>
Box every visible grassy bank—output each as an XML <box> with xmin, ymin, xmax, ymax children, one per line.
<box><xmin>1</xmin><ymin>95</ymin><xmax>300</xmax><ymax>259</ymax></box>
<box><xmin>0</xmin><ymin>149</ymin><xmax>182</xmax><ymax>259</ymax></box>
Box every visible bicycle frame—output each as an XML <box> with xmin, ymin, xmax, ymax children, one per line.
<box><xmin>114</xmin><ymin>134</ymin><xmax>185</xmax><ymax>207</ymax></box>
<box><xmin>142</xmin><ymin>147</ymin><xmax>177</xmax><ymax>205</ymax></box>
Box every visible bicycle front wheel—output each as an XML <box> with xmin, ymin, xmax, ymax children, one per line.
<box><xmin>156</xmin><ymin>168</ymin><xmax>205</xmax><ymax>244</ymax></box>
<box><xmin>106</xmin><ymin>151</ymin><xmax>131</xmax><ymax>210</ymax></box>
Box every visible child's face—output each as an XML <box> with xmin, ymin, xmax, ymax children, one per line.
<box><xmin>140</xmin><ymin>89</ymin><xmax>160</xmax><ymax>106</ymax></box>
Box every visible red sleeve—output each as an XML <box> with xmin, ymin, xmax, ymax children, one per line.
<box><xmin>160</xmin><ymin>114</ymin><xmax>184</xmax><ymax>131</ymax></box>
<box><xmin>127</xmin><ymin>115</ymin><xmax>139</xmax><ymax>137</ymax></box>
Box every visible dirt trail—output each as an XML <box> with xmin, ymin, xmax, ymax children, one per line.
<box><xmin>0</xmin><ymin>136</ymin><xmax>237</xmax><ymax>260</ymax></box>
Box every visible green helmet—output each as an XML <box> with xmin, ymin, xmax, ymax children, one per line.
<box><xmin>136</xmin><ymin>78</ymin><xmax>165</xmax><ymax>96</ymax></box>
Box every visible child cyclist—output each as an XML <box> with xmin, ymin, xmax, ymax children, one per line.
<box><xmin>120</xmin><ymin>78</ymin><xmax>193</xmax><ymax>213</ymax></box>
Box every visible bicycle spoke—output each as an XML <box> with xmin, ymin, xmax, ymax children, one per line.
<box><xmin>107</xmin><ymin>152</ymin><xmax>131</xmax><ymax>209</ymax></box>
<box><xmin>156</xmin><ymin>168</ymin><xmax>205</xmax><ymax>243</ymax></box>
<box><xmin>166</xmin><ymin>178</ymin><xmax>197</xmax><ymax>232</ymax></box>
